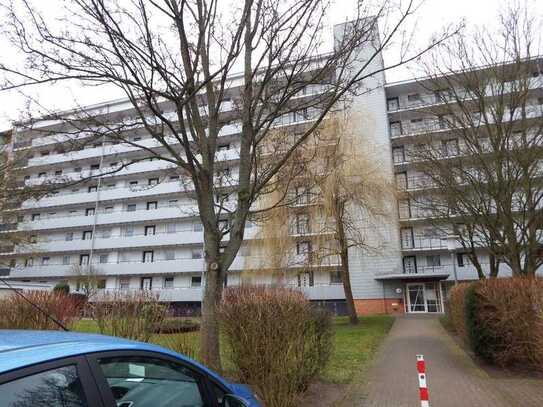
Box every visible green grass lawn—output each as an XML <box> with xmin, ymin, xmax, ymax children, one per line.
<box><xmin>322</xmin><ymin>316</ymin><xmax>394</xmax><ymax>384</ymax></box>
<box><xmin>71</xmin><ymin>315</ymin><xmax>394</xmax><ymax>384</ymax></box>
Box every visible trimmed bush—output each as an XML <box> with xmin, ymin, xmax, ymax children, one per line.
<box><xmin>0</xmin><ymin>290</ymin><xmax>81</xmax><ymax>330</ymax></box>
<box><xmin>446</xmin><ymin>278</ymin><xmax>543</xmax><ymax>370</ymax></box>
<box><xmin>53</xmin><ymin>282</ymin><xmax>70</xmax><ymax>295</ymax></box>
<box><xmin>220</xmin><ymin>286</ymin><xmax>333</xmax><ymax>407</ymax></box>
<box><xmin>446</xmin><ymin>282</ymin><xmax>471</xmax><ymax>341</ymax></box>
<box><xmin>152</xmin><ymin>318</ymin><xmax>200</xmax><ymax>334</ymax></box>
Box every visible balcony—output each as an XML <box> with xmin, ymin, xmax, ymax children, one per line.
<box><xmin>21</xmin><ymin>205</ymin><xmax>199</xmax><ymax>231</ymax></box>
<box><xmin>401</xmin><ymin>236</ymin><xmax>447</xmax><ymax>251</ymax></box>
<box><xmin>94</xmin><ymin>287</ymin><xmax>203</xmax><ymax>302</ymax></box>
<box><xmin>91</xmin><ymin>282</ymin><xmax>344</xmax><ymax>302</ymax></box>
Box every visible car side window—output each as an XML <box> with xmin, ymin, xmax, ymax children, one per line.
<box><xmin>97</xmin><ymin>356</ymin><xmax>206</xmax><ymax>407</ymax></box>
<box><xmin>0</xmin><ymin>365</ymin><xmax>88</xmax><ymax>407</ymax></box>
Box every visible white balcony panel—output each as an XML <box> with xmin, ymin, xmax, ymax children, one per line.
<box><xmin>21</xmin><ymin>207</ymin><xmax>198</xmax><ymax>231</ymax></box>
<box><xmin>94</xmin><ymin>287</ymin><xmax>203</xmax><ymax>302</ymax></box>
<box><xmin>296</xmin><ymin>284</ymin><xmax>345</xmax><ymax>300</ymax></box>
<box><xmin>23</xmin><ymin>182</ymin><xmax>187</xmax><ymax>209</ymax></box>
<box><xmin>18</xmin><ymin>231</ymin><xmax>204</xmax><ymax>254</ymax></box>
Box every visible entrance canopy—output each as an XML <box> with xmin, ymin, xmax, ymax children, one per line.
<box><xmin>374</xmin><ymin>272</ymin><xmax>450</xmax><ymax>281</ymax></box>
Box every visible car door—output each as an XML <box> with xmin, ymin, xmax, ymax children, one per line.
<box><xmin>0</xmin><ymin>356</ymin><xmax>105</xmax><ymax>407</ymax></box>
<box><xmin>86</xmin><ymin>350</ymin><xmax>223</xmax><ymax>407</ymax></box>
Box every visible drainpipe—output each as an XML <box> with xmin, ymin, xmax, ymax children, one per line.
<box><xmin>88</xmin><ymin>133</ymin><xmax>106</xmax><ymax>274</ymax></box>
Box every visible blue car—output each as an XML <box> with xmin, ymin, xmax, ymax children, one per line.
<box><xmin>0</xmin><ymin>330</ymin><xmax>261</xmax><ymax>407</ymax></box>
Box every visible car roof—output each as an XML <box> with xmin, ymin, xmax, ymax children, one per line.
<box><xmin>0</xmin><ymin>330</ymin><xmax>226</xmax><ymax>385</ymax></box>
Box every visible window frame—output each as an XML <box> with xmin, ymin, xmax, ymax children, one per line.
<box><xmin>0</xmin><ymin>356</ymin><xmax>104</xmax><ymax>407</ymax></box>
<box><xmin>85</xmin><ymin>350</ymin><xmax>222</xmax><ymax>407</ymax></box>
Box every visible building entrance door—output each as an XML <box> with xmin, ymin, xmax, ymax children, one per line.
<box><xmin>406</xmin><ymin>282</ymin><xmax>444</xmax><ymax>313</ymax></box>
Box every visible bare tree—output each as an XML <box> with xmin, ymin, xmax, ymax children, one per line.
<box><xmin>311</xmin><ymin>113</ymin><xmax>394</xmax><ymax>324</ymax></box>
<box><xmin>410</xmin><ymin>4</ymin><xmax>543</xmax><ymax>278</ymax></box>
<box><xmin>0</xmin><ymin>0</ymin><xmax>454</xmax><ymax>370</ymax></box>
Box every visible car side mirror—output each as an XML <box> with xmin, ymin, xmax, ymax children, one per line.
<box><xmin>221</xmin><ymin>394</ymin><xmax>250</xmax><ymax>407</ymax></box>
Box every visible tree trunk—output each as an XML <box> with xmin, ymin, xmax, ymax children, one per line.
<box><xmin>339</xmin><ymin>248</ymin><xmax>359</xmax><ymax>324</ymax></box>
<box><xmin>488</xmin><ymin>254</ymin><xmax>500</xmax><ymax>278</ymax></box>
<box><xmin>200</xmin><ymin>259</ymin><xmax>223</xmax><ymax>373</ymax></box>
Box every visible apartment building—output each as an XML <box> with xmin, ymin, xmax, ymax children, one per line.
<box><xmin>0</xmin><ymin>26</ymin><xmax>541</xmax><ymax>314</ymax></box>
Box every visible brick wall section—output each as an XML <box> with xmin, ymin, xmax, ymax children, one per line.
<box><xmin>354</xmin><ymin>298</ymin><xmax>405</xmax><ymax>315</ymax></box>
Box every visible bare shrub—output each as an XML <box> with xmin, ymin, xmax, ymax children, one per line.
<box><xmin>0</xmin><ymin>290</ymin><xmax>81</xmax><ymax>330</ymax></box>
<box><xmin>473</xmin><ymin>278</ymin><xmax>543</xmax><ymax>369</ymax></box>
<box><xmin>88</xmin><ymin>291</ymin><xmax>167</xmax><ymax>342</ymax></box>
<box><xmin>445</xmin><ymin>283</ymin><xmax>471</xmax><ymax>342</ymax></box>
<box><xmin>220</xmin><ymin>286</ymin><xmax>333</xmax><ymax>407</ymax></box>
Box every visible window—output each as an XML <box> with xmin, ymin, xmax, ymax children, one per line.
<box><xmin>295</xmin><ymin>186</ymin><xmax>310</xmax><ymax>205</ymax></box>
<box><xmin>163</xmin><ymin>277</ymin><xmax>174</xmax><ymax>289</ymax></box>
<box><xmin>124</xmin><ymin>226</ymin><xmax>134</xmax><ymax>237</ymax></box>
<box><xmin>31</xmin><ymin>213</ymin><xmax>40</xmax><ymax>221</ymax></box>
<box><xmin>119</xmin><ymin>277</ymin><xmax>130</xmax><ymax>289</ymax></box>
<box><xmin>457</xmin><ymin>253</ymin><xmax>466</xmax><ymax>267</ymax></box>
<box><xmin>0</xmin><ymin>365</ymin><xmax>88</xmax><ymax>407</ymax></box>
<box><xmin>392</xmin><ymin>146</ymin><xmax>405</xmax><ymax>164</ymax></box>
<box><xmin>38</xmin><ymin>172</ymin><xmax>46</xmax><ymax>178</ymax></box>
<box><xmin>191</xmin><ymin>248</ymin><xmax>203</xmax><ymax>259</ymax></box>
<box><xmin>82</xmin><ymin>230</ymin><xmax>93</xmax><ymax>240</ymax></box>
<box><xmin>105</xmin><ymin>206</ymin><xmax>114</xmax><ymax>213</ymax></box>
<box><xmin>400</xmin><ymin>227</ymin><xmax>414</xmax><ymax>249</ymax></box>
<box><xmin>88</xmin><ymin>186</ymin><xmax>97</xmax><ymax>193</ymax></box>
<box><xmin>218</xmin><ymin>219</ymin><xmax>229</xmax><ymax>231</ymax></box>
<box><xmin>140</xmin><ymin>277</ymin><xmax>152</xmax><ymax>289</ymax></box>
<box><xmin>25</xmin><ymin>258</ymin><xmax>34</xmax><ymax>267</ymax></box>
<box><xmin>74</xmin><ymin>167</ymin><xmax>82</xmax><ymax>173</ymax></box>
<box><xmin>143</xmin><ymin>250</ymin><xmax>154</xmax><ymax>263</ymax></box>
<box><xmin>106</xmin><ymin>183</ymin><xmax>116</xmax><ymax>189</ymax></box>
<box><xmin>296</xmin><ymin>213</ymin><xmax>310</xmax><ymax>235</ymax></box>
<box><xmin>395</xmin><ymin>172</ymin><xmax>408</xmax><ymax>190</ymax></box>
<box><xmin>441</xmin><ymin>138</ymin><xmax>459</xmax><ymax>157</ymax></box>
<box><xmin>389</xmin><ymin>121</ymin><xmax>402</xmax><ymax>137</ymax></box>
<box><xmin>296</xmin><ymin>241</ymin><xmax>311</xmax><ymax>259</ymax></box>
<box><xmin>426</xmin><ymin>255</ymin><xmax>441</xmax><ymax>267</ymax></box>
<box><xmin>387</xmin><ymin>97</ymin><xmax>399</xmax><ymax>111</ymax></box>
<box><xmin>165</xmin><ymin>250</ymin><xmax>175</xmax><ymax>261</ymax></box>
<box><xmin>191</xmin><ymin>276</ymin><xmax>202</xmax><ymax>287</ymax></box>
<box><xmin>129</xmin><ymin>180</ymin><xmax>139</xmax><ymax>187</ymax></box>
<box><xmin>218</xmin><ymin>144</ymin><xmax>230</xmax><ymax>151</ymax></box>
<box><xmin>168</xmin><ymin>199</ymin><xmax>178</xmax><ymax>207</ymax></box>
<box><xmin>403</xmin><ymin>256</ymin><xmax>417</xmax><ymax>274</ymax></box>
<box><xmin>193</xmin><ymin>222</ymin><xmax>203</xmax><ymax>232</ymax></box>
<box><xmin>30</xmin><ymin>235</ymin><xmax>37</xmax><ymax>243</ymax></box>
<box><xmin>85</xmin><ymin>208</ymin><xmax>95</xmax><ymax>216</ymax></box>
<box><xmin>144</xmin><ymin>225</ymin><xmax>156</xmax><ymax>236</ymax></box>
<box><xmin>62</xmin><ymin>255</ymin><xmax>71</xmax><ymax>265</ymax></box>
<box><xmin>407</xmin><ymin>93</ymin><xmax>421</xmax><ymax>104</ymax></box>
<box><xmin>330</xmin><ymin>270</ymin><xmax>342</xmax><ymax>284</ymax></box>
<box><xmin>41</xmin><ymin>256</ymin><xmax>50</xmax><ymax>265</ymax></box>
<box><xmin>79</xmin><ymin>254</ymin><xmax>89</xmax><ymax>266</ymax></box>
<box><xmin>169</xmin><ymin>175</ymin><xmax>180</xmax><ymax>181</ymax></box>
<box><xmin>166</xmin><ymin>223</ymin><xmax>176</xmax><ymax>234</ymax></box>
<box><xmin>239</xmin><ymin>245</ymin><xmax>250</xmax><ymax>257</ymax></box>
<box><xmin>96</xmin><ymin>356</ymin><xmax>204</xmax><ymax>407</ymax></box>
<box><xmin>55</xmin><ymin>169</ymin><xmax>63</xmax><ymax>176</ymax></box>
<box><xmin>133</xmin><ymin>136</ymin><xmax>142</xmax><ymax>141</ymax></box>
<box><xmin>147</xmin><ymin>201</ymin><xmax>158</xmax><ymax>210</ymax></box>
<box><xmin>99</xmin><ymin>254</ymin><xmax>109</xmax><ymax>264</ymax></box>
<box><xmin>90</xmin><ymin>164</ymin><xmax>100</xmax><ymax>170</ymax></box>
<box><xmin>41</xmin><ymin>151</ymin><xmax>49</xmax><ymax>156</ymax></box>
<box><xmin>148</xmin><ymin>177</ymin><xmax>159</xmax><ymax>186</ymax></box>
<box><xmin>127</xmin><ymin>204</ymin><xmax>137</xmax><ymax>212</ymax></box>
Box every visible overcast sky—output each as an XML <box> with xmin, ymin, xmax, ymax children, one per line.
<box><xmin>0</xmin><ymin>0</ymin><xmax>541</xmax><ymax>131</ymax></box>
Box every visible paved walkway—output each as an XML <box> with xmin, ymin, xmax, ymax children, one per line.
<box><xmin>359</xmin><ymin>315</ymin><xmax>543</xmax><ymax>407</ymax></box>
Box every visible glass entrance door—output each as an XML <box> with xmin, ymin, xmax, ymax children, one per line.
<box><xmin>407</xmin><ymin>283</ymin><xmax>426</xmax><ymax>312</ymax></box>
<box><xmin>406</xmin><ymin>282</ymin><xmax>444</xmax><ymax>313</ymax></box>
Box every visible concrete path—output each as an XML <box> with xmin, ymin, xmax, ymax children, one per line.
<box><xmin>359</xmin><ymin>315</ymin><xmax>543</xmax><ymax>407</ymax></box>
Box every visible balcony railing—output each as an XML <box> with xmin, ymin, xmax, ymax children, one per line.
<box><xmin>401</xmin><ymin>236</ymin><xmax>447</xmax><ymax>250</ymax></box>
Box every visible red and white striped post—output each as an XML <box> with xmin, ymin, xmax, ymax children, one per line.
<box><xmin>416</xmin><ymin>355</ymin><xmax>429</xmax><ymax>407</ymax></box>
